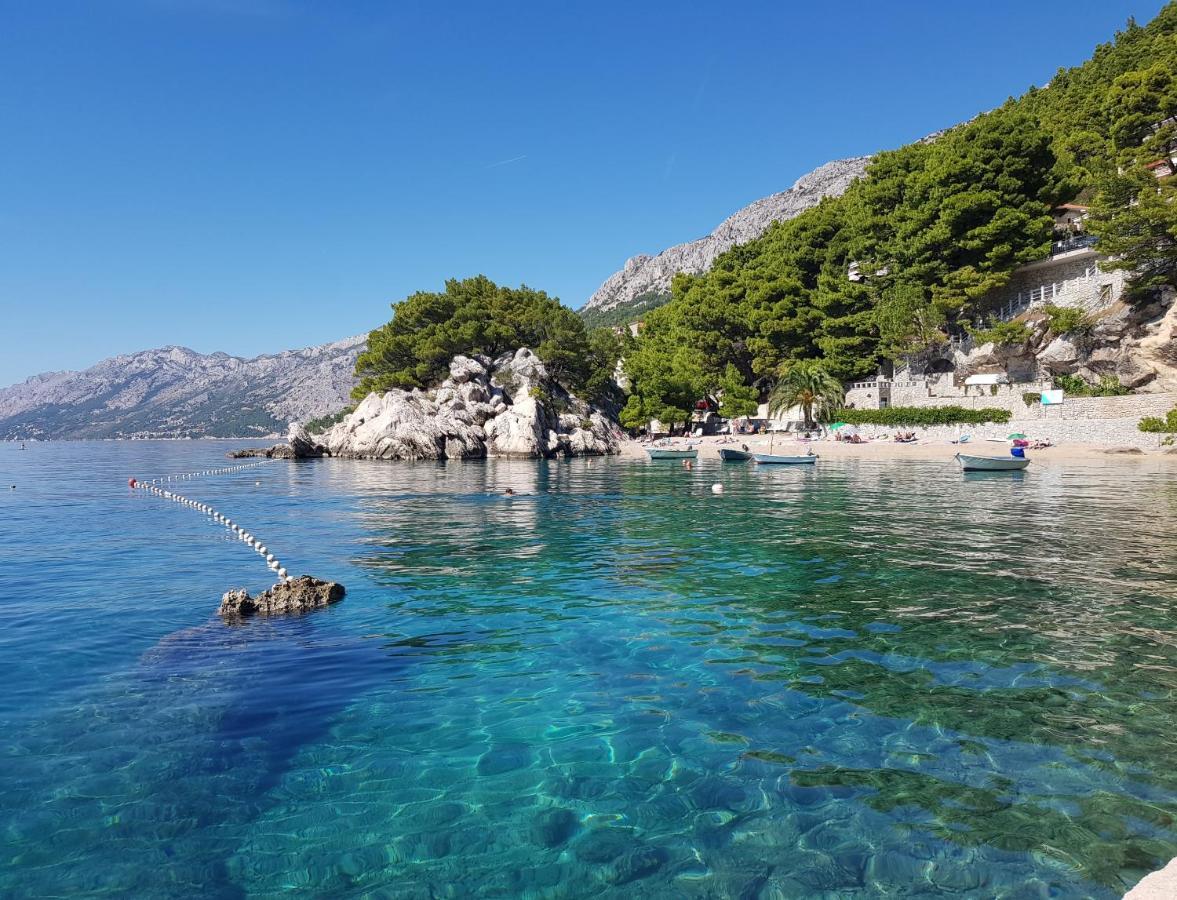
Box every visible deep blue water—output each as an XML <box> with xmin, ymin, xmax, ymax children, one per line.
<box><xmin>2</xmin><ymin>441</ymin><xmax>1177</xmax><ymax>898</ymax></box>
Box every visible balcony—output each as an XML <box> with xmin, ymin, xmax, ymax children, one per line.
<box><xmin>1051</xmin><ymin>233</ymin><xmax>1097</xmax><ymax>256</ymax></box>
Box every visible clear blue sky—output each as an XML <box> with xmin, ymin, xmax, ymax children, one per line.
<box><xmin>0</xmin><ymin>0</ymin><xmax>1166</xmax><ymax>386</ymax></box>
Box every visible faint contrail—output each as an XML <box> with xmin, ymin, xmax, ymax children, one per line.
<box><xmin>485</xmin><ymin>154</ymin><xmax>527</xmax><ymax>169</ymax></box>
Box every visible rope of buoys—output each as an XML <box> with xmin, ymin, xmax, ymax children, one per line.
<box><xmin>143</xmin><ymin>460</ymin><xmax>269</xmax><ymax>485</ymax></box>
<box><xmin>127</xmin><ymin>476</ymin><xmax>288</xmax><ymax>581</ymax></box>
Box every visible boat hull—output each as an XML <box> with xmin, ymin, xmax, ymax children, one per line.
<box><xmin>955</xmin><ymin>453</ymin><xmax>1030</xmax><ymax>472</ymax></box>
<box><xmin>754</xmin><ymin>454</ymin><xmax>817</xmax><ymax>465</ymax></box>
<box><xmin>718</xmin><ymin>448</ymin><xmax>753</xmax><ymax>461</ymax></box>
<box><xmin>646</xmin><ymin>449</ymin><xmax>698</xmax><ymax>460</ymax></box>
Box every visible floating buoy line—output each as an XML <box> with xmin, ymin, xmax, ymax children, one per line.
<box><xmin>128</xmin><ymin>461</ymin><xmax>288</xmax><ymax>581</ymax></box>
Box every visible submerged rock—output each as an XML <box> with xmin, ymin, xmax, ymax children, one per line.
<box><xmin>529</xmin><ymin>807</ymin><xmax>580</xmax><ymax>848</ymax></box>
<box><xmin>606</xmin><ymin>846</ymin><xmax>668</xmax><ymax>885</ymax></box>
<box><xmin>218</xmin><ymin>576</ymin><xmax>345</xmax><ymax>619</ymax></box>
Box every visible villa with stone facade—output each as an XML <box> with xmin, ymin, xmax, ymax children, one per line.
<box><xmin>843</xmin><ymin>205</ymin><xmax>1125</xmax><ymax>411</ymax></box>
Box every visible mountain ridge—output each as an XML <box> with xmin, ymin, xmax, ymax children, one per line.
<box><xmin>0</xmin><ymin>336</ymin><xmax>365</xmax><ymax>440</ymax></box>
<box><xmin>580</xmin><ymin>156</ymin><xmax>871</xmax><ymax>319</ymax></box>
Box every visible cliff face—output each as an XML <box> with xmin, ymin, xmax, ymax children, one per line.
<box><xmin>0</xmin><ymin>336</ymin><xmax>365</xmax><ymax>440</ymax></box>
<box><xmin>580</xmin><ymin>157</ymin><xmax>870</xmax><ymax>317</ymax></box>
<box><xmin>319</xmin><ymin>349</ymin><xmax>621</xmax><ymax>460</ymax></box>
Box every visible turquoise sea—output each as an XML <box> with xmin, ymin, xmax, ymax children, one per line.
<box><xmin>2</xmin><ymin>441</ymin><xmax>1177</xmax><ymax>898</ymax></box>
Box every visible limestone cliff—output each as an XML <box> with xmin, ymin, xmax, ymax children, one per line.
<box><xmin>317</xmin><ymin>349</ymin><xmax>621</xmax><ymax>460</ymax></box>
<box><xmin>581</xmin><ymin>157</ymin><xmax>870</xmax><ymax>318</ymax></box>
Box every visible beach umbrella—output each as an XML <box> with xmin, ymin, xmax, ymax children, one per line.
<box><xmin>830</xmin><ymin>422</ymin><xmax>849</xmax><ymax>430</ymax></box>
<box><xmin>1007</xmin><ymin>432</ymin><xmax>1027</xmax><ymax>440</ymax></box>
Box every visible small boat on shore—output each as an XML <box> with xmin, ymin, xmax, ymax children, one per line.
<box><xmin>718</xmin><ymin>448</ymin><xmax>753</xmax><ymax>461</ymax></box>
<box><xmin>955</xmin><ymin>452</ymin><xmax>1030</xmax><ymax>472</ymax></box>
<box><xmin>754</xmin><ymin>453</ymin><xmax>818</xmax><ymax>465</ymax></box>
<box><xmin>646</xmin><ymin>447</ymin><xmax>698</xmax><ymax>460</ymax></box>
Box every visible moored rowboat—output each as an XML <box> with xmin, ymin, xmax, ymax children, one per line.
<box><xmin>646</xmin><ymin>448</ymin><xmax>698</xmax><ymax>460</ymax></box>
<box><xmin>955</xmin><ymin>452</ymin><xmax>1030</xmax><ymax>472</ymax></box>
<box><xmin>754</xmin><ymin>453</ymin><xmax>817</xmax><ymax>465</ymax></box>
<box><xmin>718</xmin><ymin>448</ymin><xmax>753</xmax><ymax>461</ymax></box>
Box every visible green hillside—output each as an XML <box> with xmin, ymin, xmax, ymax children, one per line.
<box><xmin>621</xmin><ymin>5</ymin><xmax>1177</xmax><ymax>430</ymax></box>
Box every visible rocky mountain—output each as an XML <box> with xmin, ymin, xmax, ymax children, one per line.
<box><xmin>0</xmin><ymin>336</ymin><xmax>364</xmax><ymax>440</ymax></box>
<box><xmin>580</xmin><ymin>156</ymin><xmax>870</xmax><ymax>321</ymax></box>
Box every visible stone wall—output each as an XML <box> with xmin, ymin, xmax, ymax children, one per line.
<box><xmin>980</xmin><ymin>250</ymin><xmax>1126</xmax><ymax>317</ymax></box>
<box><xmin>842</xmin><ymin>392</ymin><xmax>1177</xmax><ymax>449</ymax></box>
<box><xmin>846</xmin><ymin>375</ymin><xmax>1053</xmax><ymax>415</ymax></box>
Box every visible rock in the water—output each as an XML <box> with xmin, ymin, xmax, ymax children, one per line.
<box><xmin>1102</xmin><ymin>446</ymin><xmax>1145</xmax><ymax>455</ymax></box>
<box><xmin>529</xmin><ymin>808</ymin><xmax>580</xmax><ymax>848</ymax></box>
<box><xmin>322</xmin><ymin>348</ymin><xmax>621</xmax><ymax>461</ymax></box>
<box><xmin>606</xmin><ymin>847</ymin><xmax>668</xmax><ymax>885</ymax></box>
<box><xmin>574</xmin><ymin>827</ymin><xmax>635</xmax><ymax>864</ymax></box>
<box><xmin>219</xmin><ymin>576</ymin><xmax>345</xmax><ymax>619</ymax></box>
<box><xmin>227</xmin><ymin>447</ymin><xmax>275</xmax><ymax>458</ymax></box>
<box><xmin>287</xmin><ymin>422</ymin><xmax>324</xmax><ymax>458</ymax></box>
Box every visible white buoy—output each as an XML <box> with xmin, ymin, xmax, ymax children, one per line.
<box><xmin>711</xmin><ymin>483</ymin><xmax>724</xmax><ymax>494</ymax></box>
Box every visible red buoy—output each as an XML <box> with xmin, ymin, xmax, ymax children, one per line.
<box><xmin>128</xmin><ymin>478</ymin><xmax>137</xmax><ymax>488</ymax></box>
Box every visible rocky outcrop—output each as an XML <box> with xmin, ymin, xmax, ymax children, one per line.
<box><xmin>287</xmin><ymin>422</ymin><xmax>323</xmax><ymax>458</ymax></box>
<box><xmin>317</xmin><ymin>349</ymin><xmax>621</xmax><ymax>461</ymax></box>
<box><xmin>219</xmin><ymin>576</ymin><xmax>345</xmax><ymax>619</ymax></box>
<box><xmin>0</xmin><ymin>336</ymin><xmax>365</xmax><ymax>440</ymax></box>
<box><xmin>948</xmin><ymin>289</ymin><xmax>1177</xmax><ymax>392</ymax></box>
<box><xmin>581</xmin><ymin>157</ymin><xmax>870</xmax><ymax>317</ymax></box>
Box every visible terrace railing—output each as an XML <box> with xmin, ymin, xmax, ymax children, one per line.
<box><xmin>1050</xmin><ymin>233</ymin><xmax>1097</xmax><ymax>256</ymax></box>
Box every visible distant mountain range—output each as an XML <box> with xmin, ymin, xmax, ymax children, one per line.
<box><xmin>0</xmin><ymin>337</ymin><xmax>364</xmax><ymax>440</ymax></box>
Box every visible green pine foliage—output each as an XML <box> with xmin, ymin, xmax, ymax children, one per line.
<box><xmin>353</xmin><ymin>275</ymin><xmax>618</xmax><ymax>402</ymax></box>
<box><xmin>305</xmin><ymin>406</ymin><xmax>354</xmax><ymax>433</ymax></box>
<box><xmin>578</xmin><ymin>291</ymin><xmax>671</xmax><ymax>329</ymax></box>
<box><xmin>1041</xmin><ymin>303</ymin><xmax>1093</xmax><ymax>336</ymax></box>
<box><xmin>623</xmin><ymin>5</ymin><xmax>1177</xmax><ymax>419</ymax></box>
<box><xmin>966</xmin><ymin>320</ymin><xmax>1034</xmax><ymax>347</ymax></box>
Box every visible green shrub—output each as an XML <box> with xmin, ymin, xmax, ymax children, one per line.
<box><xmin>1054</xmin><ymin>373</ymin><xmax>1130</xmax><ymax>396</ymax></box>
<box><xmin>1139</xmin><ymin>407</ymin><xmax>1177</xmax><ymax>433</ymax></box>
<box><xmin>1022</xmin><ymin>392</ymin><xmax>1041</xmax><ymax>407</ymax></box>
<box><xmin>967</xmin><ymin>320</ymin><xmax>1033</xmax><ymax>347</ymax></box>
<box><xmin>1041</xmin><ymin>303</ymin><xmax>1093</xmax><ymax>336</ymax></box>
<box><xmin>305</xmin><ymin>406</ymin><xmax>354</xmax><ymax>433</ymax></box>
<box><xmin>834</xmin><ymin>406</ymin><xmax>1012</xmax><ymax>427</ymax></box>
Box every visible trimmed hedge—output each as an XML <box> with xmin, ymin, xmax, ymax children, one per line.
<box><xmin>834</xmin><ymin>406</ymin><xmax>1013</xmax><ymax>427</ymax></box>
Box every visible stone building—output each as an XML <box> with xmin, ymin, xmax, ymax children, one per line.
<box><xmin>843</xmin><ymin>205</ymin><xmax>1128</xmax><ymax>410</ymax></box>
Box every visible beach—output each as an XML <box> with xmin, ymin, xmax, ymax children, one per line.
<box><xmin>620</xmin><ymin>433</ymin><xmax>1177</xmax><ymax>465</ymax></box>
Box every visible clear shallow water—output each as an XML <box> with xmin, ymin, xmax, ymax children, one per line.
<box><xmin>2</xmin><ymin>442</ymin><xmax>1177</xmax><ymax>898</ymax></box>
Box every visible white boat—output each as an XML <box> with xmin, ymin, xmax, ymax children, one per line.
<box><xmin>646</xmin><ymin>447</ymin><xmax>698</xmax><ymax>460</ymax></box>
<box><xmin>955</xmin><ymin>452</ymin><xmax>1030</xmax><ymax>472</ymax></box>
<box><xmin>754</xmin><ymin>453</ymin><xmax>818</xmax><ymax>465</ymax></box>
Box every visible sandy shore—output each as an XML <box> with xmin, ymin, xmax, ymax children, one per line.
<box><xmin>619</xmin><ymin>434</ymin><xmax>1177</xmax><ymax>465</ymax></box>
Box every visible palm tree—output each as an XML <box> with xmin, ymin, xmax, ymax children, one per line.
<box><xmin>768</xmin><ymin>362</ymin><xmax>845</xmax><ymax>428</ymax></box>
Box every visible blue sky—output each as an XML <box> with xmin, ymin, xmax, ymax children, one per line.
<box><xmin>0</xmin><ymin>0</ymin><xmax>1166</xmax><ymax>386</ymax></box>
